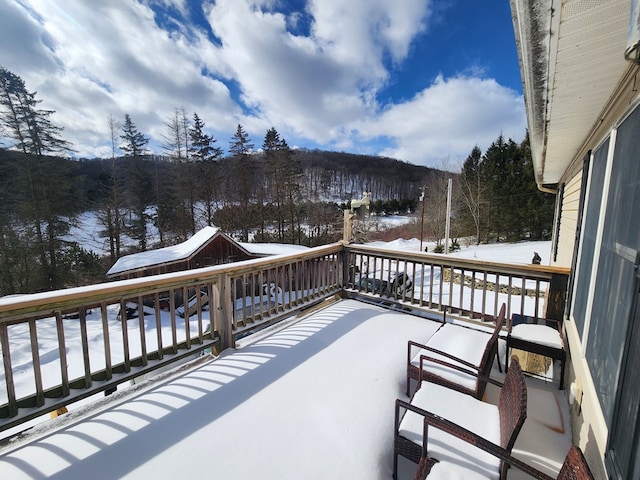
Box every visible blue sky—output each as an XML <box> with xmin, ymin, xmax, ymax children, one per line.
<box><xmin>0</xmin><ymin>0</ymin><xmax>526</xmax><ymax>168</ymax></box>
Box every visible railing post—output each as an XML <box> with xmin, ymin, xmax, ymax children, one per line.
<box><xmin>546</xmin><ymin>272</ymin><xmax>569</xmax><ymax>320</ymax></box>
<box><xmin>215</xmin><ymin>272</ymin><xmax>234</xmax><ymax>351</ymax></box>
<box><xmin>338</xmin><ymin>244</ymin><xmax>348</xmax><ymax>289</ymax></box>
<box><xmin>343</xmin><ymin>210</ymin><xmax>353</xmax><ymax>243</ymax></box>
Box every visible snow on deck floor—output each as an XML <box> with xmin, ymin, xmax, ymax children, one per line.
<box><xmin>0</xmin><ymin>298</ymin><xmax>571</xmax><ymax>479</ymax></box>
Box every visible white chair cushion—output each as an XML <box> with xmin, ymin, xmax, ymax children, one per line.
<box><xmin>410</xmin><ymin>325</ymin><xmax>490</xmax><ymax>391</ymax></box>
<box><xmin>511</xmin><ymin>324</ymin><xmax>562</xmax><ymax>349</ymax></box>
<box><xmin>427</xmin><ymin>461</ymin><xmax>498</xmax><ymax>480</ymax></box>
<box><xmin>399</xmin><ymin>381</ymin><xmax>501</xmax><ymax>480</ymax></box>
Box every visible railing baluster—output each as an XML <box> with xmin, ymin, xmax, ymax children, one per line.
<box><xmin>183</xmin><ymin>287</ymin><xmax>191</xmax><ymax>349</ymax></box>
<box><xmin>100</xmin><ymin>302</ymin><xmax>113</xmax><ymax>379</ymax></box>
<box><xmin>438</xmin><ymin>262</ymin><xmax>444</xmax><ymax>309</ymax></box>
<box><xmin>153</xmin><ymin>294</ymin><xmax>163</xmax><ymax>360</ymax></box>
<box><xmin>459</xmin><ymin>267</ymin><xmax>466</xmax><ymax>312</ymax></box>
<box><xmin>28</xmin><ymin>319</ymin><xmax>44</xmax><ymax>406</ymax></box>
<box><xmin>482</xmin><ymin>271</ymin><xmax>488</xmax><ymax>317</ymax></box>
<box><xmin>250</xmin><ymin>273</ymin><xmax>257</xmax><ymax>321</ymax></box>
<box><xmin>136</xmin><ymin>296</ymin><xmax>148</xmax><ymax>366</ymax></box>
<box><xmin>56</xmin><ymin>312</ymin><xmax>70</xmax><ymax>397</ymax></box>
<box><xmin>287</xmin><ymin>262</ymin><xmax>294</xmax><ymax>308</ymax></box>
<box><xmin>79</xmin><ymin>308</ymin><xmax>92</xmax><ymax>388</ymax></box>
<box><xmin>448</xmin><ymin>266</ymin><xmax>455</xmax><ymax>309</ymax></box>
<box><xmin>428</xmin><ymin>263</ymin><xmax>434</xmax><ymax>308</ymax></box>
<box><xmin>169</xmin><ymin>291</ymin><xmax>178</xmax><ymax>354</ymax></box>
<box><xmin>469</xmin><ymin>270</ymin><xmax>476</xmax><ymax>315</ymax></box>
<box><xmin>196</xmin><ymin>286</ymin><xmax>204</xmax><ymax>342</ymax></box>
<box><xmin>119</xmin><ymin>300</ymin><xmax>131</xmax><ymax>373</ymax></box>
<box><xmin>493</xmin><ymin>273</ymin><xmax>500</xmax><ymax>319</ymax></box>
<box><xmin>520</xmin><ymin>276</ymin><xmax>526</xmax><ymax>318</ymax></box>
<box><xmin>1</xmin><ymin>322</ymin><xmax>17</xmax><ymax>417</ymax></box>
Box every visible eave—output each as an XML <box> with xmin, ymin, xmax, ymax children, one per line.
<box><xmin>510</xmin><ymin>0</ymin><xmax>631</xmax><ymax>187</ymax></box>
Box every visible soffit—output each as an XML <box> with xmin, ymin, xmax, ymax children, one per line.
<box><xmin>514</xmin><ymin>0</ymin><xmax>630</xmax><ymax>185</ymax></box>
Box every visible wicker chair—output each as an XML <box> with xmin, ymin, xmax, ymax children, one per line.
<box><xmin>394</xmin><ymin>356</ymin><xmax>527</xmax><ymax>480</ymax></box>
<box><xmin>413</xmin><ymin>444</ymin><xmax>594</xmax><ymax>480</ymax></box>
<box><xmin>406</xmin><ymin>303</ymin><xmax>506</xmax><ymax>398</ymax></box>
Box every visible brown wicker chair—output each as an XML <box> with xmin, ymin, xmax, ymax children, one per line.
<box><xmin>406</xmin><ymin>303</ymin><xmax>506</xmax><ymax>398</ymax></box>
<box><xmin>413</xmin><ymin>443</ymin><xmax>593</xmax><ymax>480</ymax></box>
<box><xmin>394</xmin><ymin>356</ymin><xmax>527</xmax><ymax>480</ymax></box>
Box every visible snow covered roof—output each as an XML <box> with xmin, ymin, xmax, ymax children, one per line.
<box><xmin>106</xmin><ymin>226</ymin><xmax>230</xmax><ymax>276</ymax></box>
<box><xmin>237</xmin><ymin>241</ymin><xmax>309</xmax><ymax>256</ymax></box>
<box><xmin>106</xmin><ymin>227</ymin><xmax>310</xmax><ymax>277</ymax></box>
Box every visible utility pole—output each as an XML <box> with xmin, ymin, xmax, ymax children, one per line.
<box><xmin>444</xmin><ymin>178</ymin><xmax>452</xmax><ymax>254</ymax></box>
<box><xmin>419</xmin><ymin>186</ymin><xmax>426</xmax><ymax>252</ymax></box>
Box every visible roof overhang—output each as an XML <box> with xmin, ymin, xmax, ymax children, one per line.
<box><xmin>510</xmin><ymin>0</ymin><xmax>633</xmax><ymax>187</ymax></box>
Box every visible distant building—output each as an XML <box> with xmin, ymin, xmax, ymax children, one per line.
<box><xmin>106</xmin><ymin>226</ymin><xmax>309</xmax><ymax>280</ymax></box>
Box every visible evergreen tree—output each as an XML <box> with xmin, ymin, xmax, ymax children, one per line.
<box><xmin>262</xmin><ymin>128</ymin><xmax>304</xmax><ymax>244</ymax></box>
<box><xmin>0</xmin><ymin>66</ymin><xmax>76</xmax><ymax>290</ymax></box>
<box><xmin>120</xmin><ymin>113</ymin><xmax>150</xmax><ymax>250</ymax></box>
<box><xmin>0</xmin><ymin>66</ymin><xmax>73</xmax><ymax>156</ymax></box>
<box><xmin>519</xmin><ymin>133</ymin><xmax>555</xmax><ymax>240</ymax></box>
<box><xmin>480</xmin><ymin>133</ymin><xmax>554</xmax><ymax>242</ymax></box>
<box><xmin>262</xmin><ymin>128</ymin><xmax>282</xmax><ymax>241</ymax></box>
<box><xmin>189</xmin><ymin>112</ymin><xmax>223</xmax><ymax>226</ymax></box>
<box><xmin>279</xmin><ymin>138</ymin><xmax>304</xmax><ymax>244</ymax></box>
<box><xmin>120</xmin><ymin>113</ymin><xmax>149</xmax><ymax>157</ymax></box>
<box><xmin>228</xmin><ymin>123</ymin><xmax>254</xmax><ymax>157</ymax></box>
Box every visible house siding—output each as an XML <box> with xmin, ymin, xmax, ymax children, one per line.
<box><xmin>553</xmin><ymin>172</ymin><xmax>582</xmax><ymax>269</ymax></box>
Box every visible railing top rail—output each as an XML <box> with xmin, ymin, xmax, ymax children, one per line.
<box><xmin>345</xmin><ymin>244</ymin><xmax>571</xmax><ymax>278</ymax></box>
<box><xmin>0</xmin><ymin>243</ymin><xmax>344</xmax><ymax>322</ymax></box>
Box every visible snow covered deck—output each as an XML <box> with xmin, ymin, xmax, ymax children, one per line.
<box><xmin>0</xmin><ymin>298</ymin><xmax>571</xmax><ymax>479</ymax></box>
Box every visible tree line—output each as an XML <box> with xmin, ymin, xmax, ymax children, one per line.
<box><xmin>0</xmin><ymin>65</ymin><xmax>554</xmax><ymax>295</ymax></box>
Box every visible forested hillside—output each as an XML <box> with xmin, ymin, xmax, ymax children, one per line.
<box><xmin>0</xmin><ymin>146</ymin><xmax>437</xmax><ymax>292</ymax></box>
<box><xmin>1</xmin><ymin>66</ymin><xmax>554</xmax><ymax>295</ymax></box>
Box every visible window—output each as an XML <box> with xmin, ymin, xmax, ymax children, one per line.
<box><xmin>572</xmin><ymin>140</ymin><xmax>608</xmax><ymax>334</ymax></box>
<box><xmin>589</xmin><ymin>103</ymin><xmax>640</xmax><ymax>479</ymax></box>
<box><xmin>607</xmin><ymin>258</ymin><xmax>640</xmax><ymax>479</ymax></box>
<box><xmin>588</xmin><ymin>105</ymin><xmax>640</xmax><ymax>425</ymax></box>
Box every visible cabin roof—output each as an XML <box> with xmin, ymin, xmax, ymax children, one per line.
<box><xmin>106</xmin><ymin>227</ymin><xmax>310</xmax><ymax>277</ymax></box>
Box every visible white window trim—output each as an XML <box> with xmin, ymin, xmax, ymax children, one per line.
<box><xmin>580</xmin><ymin>128</ymin><xmax>617</xmax><ymax>357</ymax></box>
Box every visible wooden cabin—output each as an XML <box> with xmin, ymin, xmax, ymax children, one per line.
<box><xmin>106</xmin><ymin>227</ymin><xmax>309</xmax><ymax>280</ymax></box>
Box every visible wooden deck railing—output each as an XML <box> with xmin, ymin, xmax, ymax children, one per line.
<box><xmin>0</xmin><ymin>242</ymin><xmax>569</xmax><ymax>434</ymax></box>
<box><xmin>344</xmin><ymin>244</ymin><xmax>570</xmax><ymax>322</ymax></box>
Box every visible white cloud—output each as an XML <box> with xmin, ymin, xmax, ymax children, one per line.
<box><xmin>357</xmin><ymin>75</ymin><xmax>526</xmax><ymax>166</ymax></box>
<box><xmin>0</xmin><ymin>0</ymin><xmax>525</xmax><ymax>167</ymax></box>
<box><xmin>203</xmin><ymin>0</ymin><xmax>432</xmax><ymax>145</ymax></box>
<box><xmin>2</xmin><ymin>0</ymin><xmax>239</xmax><ymax>157</ymax></box>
